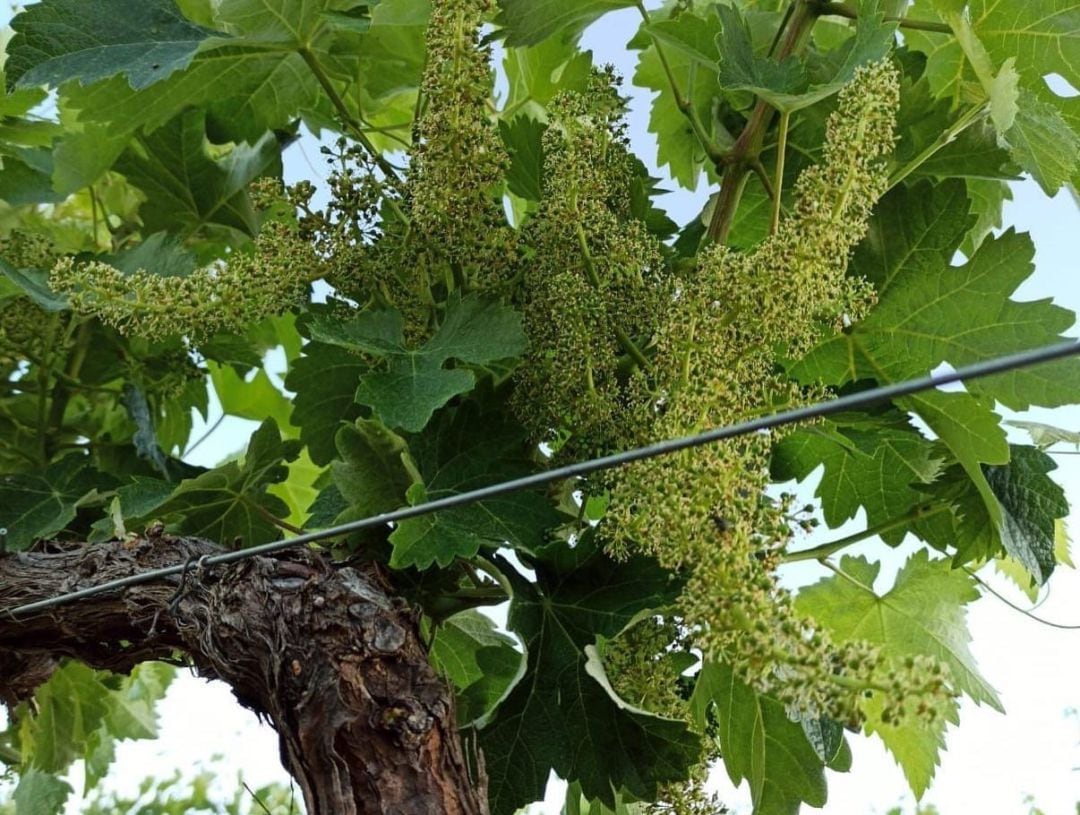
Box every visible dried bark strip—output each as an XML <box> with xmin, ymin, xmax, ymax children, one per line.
<box><xmin>0</xmin><ymin>535</ymin><xmax>488</xmax><ymax>815</ymax></box>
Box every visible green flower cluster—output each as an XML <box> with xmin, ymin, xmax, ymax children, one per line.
<box><xmin>515</xmin><ymin>72</ymin><xmax>670</xmax><ymax>456</ymax></box>
<box><xmin>327</xmin><ymin>0</ymin><xmax>517</xmax><ymax>339</ymax></box>
<box><xmin>595</xmin><ymin>61</ymin><xmax>952</xmax><ymax>724</ymax></box>
<box><xmin>50</xmin><ymin>219</ymin><xmax>313</xmax><ymax>342</ymax></box>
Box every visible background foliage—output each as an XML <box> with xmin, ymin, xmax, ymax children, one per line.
<box><xmin>1</xmin><ymin>0</ymin><xmax>1079</xmax><ymax>813</ymax></box>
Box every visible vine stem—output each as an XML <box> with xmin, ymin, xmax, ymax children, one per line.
<box><xmin>298</xmin><ymin>47</ymin><xmax>402</xmax><ymax>182</ymax></box>
<box><xmin>707</xmin><ymin>0</ymin><xmax>818</xmax><ymax>245</ymax></box>
<box><xmin>888</xmin><ymin>102</ymin><xmax>989</xmax><ymax>189</ymax></box>
<box><xmin>813</xmin><ymin>1</ymin><xmax>953</xmax><ymax>34</ymax></box>
<box><xmin>634</xmin><ymin>0</ymin><xmax>728</xmax><ymax>168</ymax></box>
<box><xmin>0</xmin><ymin>744</ymin><xmax>19</xmax><ymax>765</ymax></box>
<box><xmin>769</xmin><ymin>111</ymin><xmax>791</xmax><ymax>235</ymax></box>
<box><xmin>781</xmin><ymin>503</ymin><xmax>948</xmax><ymax>563</ymax></box>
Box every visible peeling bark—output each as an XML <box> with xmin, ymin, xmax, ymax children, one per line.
<box><xmin>0</xmin><ymin>535</ymin><xmax>488</xmax><ymax>815</ymax></box>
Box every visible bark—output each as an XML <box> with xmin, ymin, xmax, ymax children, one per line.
<box><xmin>0</xmin><ymin>534</ymin><xmax>488</xmax><ymax>815</ymax></box>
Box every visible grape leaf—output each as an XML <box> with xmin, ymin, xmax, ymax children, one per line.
<box><xmin>905</xmin><ymin>0</ymin><xmax>1080</xmax><ymax>194</ymax></box>
<box><xmin>632</xmin><ymin>9</ymin><xmax>725</xmax><ymax>190</ymax></box>
<box><xmin>309</xmin><ymin>296</ymin><xmax>526</xmax><ymax>433</ymax></box>
<box><xmin>0</xmin><ymin>456</ymin><xmax>109</xmax><ymax>550</ymax></box>
<box><xmin>430</xmin><ymin>610</ymin><xmax>524</xmax><ymax>726</ymax></box>
<box><xmin>1005</xmin><ymin>89</ymin><xmax>1080</xmax><ymax>195</ymax></box>
<box><xmin>156</xmin><ymin>418</ymin><xmax>300</xmax><ymax>547</ymax></box>
<box><xmin>480</xmin><ymin>543</ymin><xmax>699</xmax><ymax>815</ymax></box>
<box><xmin>114</xmin><ymin>108</ymin><xmax>279</xmax><ymax>239</ymax></box>
<box><xmin>919</xmin><ymin>446</ymin><xmax>1069</xmax><ymax>583</ymax></box>
<box><xmin>332</xmin><ymin>418</ymin><xmax>418</xmax><ymax>521</ymax></box>
<box><xmin>209</xmin><ymin>363</ymin><xmax>294</xmax><ymax>431</ymax></box>
<box><xmin>6</xmin><ymin>0</ymin><xmax>217</xmax><ymax>92</ymax></box>
<box><xmin>771</xmin><ymin>412</ymin><xmax>943</xmax><ymax>541</ymax></box>
<box><xmin>18</xmin><ymin>662</ymin><xmax>173</xmax><ymax>777</ymax></box>
<box><xmin>502</xmin><ymin>33</ymin><xmax>593</xmax><ymax>115</ymax></box>
<box><xmin>0</xmin><ymin>260</ymin><xmax>70</xmax><ymax>312</ymax></box>
<box><xmin>795</xmin><ymin>551</ymin><xmax>998</xmax><ymax>794</ymax></box>
<box><xmin>286</xmin><ymin>342</ymin><xmax>365</xmax><ymax>466</ymax></box>
<box><xmin>500</xmin><ymin>115</ymin><xmax>545</xmax><ymax>202</ymax></box>
<box><xmin>797</xmin><ymin>225</ymin><xmax>1080</xmax><ymax>411</ymax></box>
<box><xmin>495</xmin><ymin>0</ymin><xmax>636</xmax><ymax>47</ymax></box>
<box><xmin>689</xmin><ymin>662</ymin><xmax>830</xmax><ymax>815</ymax></box>
<box><xmin>715</xmin><ymin>1</ymin><xmax>896</xmax><ymax>113</ymax></box>
<box><xmin>11</xmin><ymin>770</ymin><xmax>71</xmax><ymax>815</ymax></box>
<box><xmin>47</xmin><ymin>0</ymin><xmax>365</xmax><ymax>144</ymax></box>
<box><xmin>388</xmin><ymin>405</ymin><xmax>559</xmax><ymax>569</ymax></box>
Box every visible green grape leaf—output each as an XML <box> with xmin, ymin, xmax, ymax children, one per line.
<box><xmin>689</xmin><ymin>662</ymin><xmax>830</xmax><ymax>815</ymax></box>
<box><xmin>0</xmin><ymin>456</ymin><xmax>109</xmax><ymax>550</ymax></box>
<box><xmin>920</xmin><ymin>447</ymin><xmax>1069</xmax><ymax>583</ymax></box>
<box><xmin>6</xmin><ymin>0</ymin><xmax>217</xmax><ymax>92</ymax></box>
<box><xmin>12</xmin><ymin>770</ymin><xmax>71</xmax><ymax>815</ymax></box>
<box><xmin>51</xmin><ymin>0</ymin><xmax>366</xmax><ymax>144</ymax></box>
<box><xmin>798</xmin><ymin>222</ymin><xmax>1080</xmax><ymax>410</ymax></box>
<box><xmin>388</xmin><ymin>405</ymin><xmax>559</xmax><ymax>569</ymax></box>
<box><xmin>18</xmin><ymin>662</ymin><xmax>173</xmax><ymax>777</ymax></box>
<box><xmin>795</xmin><ymin>552</ymin><xmax>996</xmax><ymax>794</ymax></box>
<box><xmin>715</xmin><ymin>1</ymin><xmax>896</xmax><ymax>113</ymax></box>
<box><xmin>502</xmin><ymin>35</ymin><xmax>593</xmax><ymax>116</ymax></box>
<box><xmin>500</xmin><ymin>115</ymin><xmax>545</xmax><ymax>202</ymax></box>
<box><xmin>906</xmin><ymin>0</ymin><xmax>1080</xmax><ymax>193</ymax></box>
<box><xmin>0</xmin><ymin>260</ymin><xmax>70</xmax><ymax>312</ymax></box>
<box><xmin>156</xmin><ymin>418</ymin><xmax>300</xmax><ymax>547</ymax></box>
<box><xmin>430</xmin><ymin>609</ymin><xmax>524</xmax><ymax>726</ymax></box>
<box><xmin>632</xmin><ymin>9</ymin><xmax>725</xmax><ymax>189</ymax></box>
<box><xmin>985</xmin><ymin>446</ymin><xmax>1069</xmax><ymax>584</ymax></box>
<box><xmin>772</xmin><ymin>412</ymin><xmax>944</xmax><ymax>541</ymax></box>
<box><xmin>209</xmin><ymin>362</ymin><xmax>294</xmax><ymax>431</ymax></box>
<box><xmin>894</xmin><ymin>76</ymin><xmax>1018</xmax><ymax>183</ymax></box>
<box><xmin>286</xmin><ymin>342</ymin><xmax>365</xmax><ymax>466</ymax></box>
<box><xmin>309</xmin><ymin>296</ymin><xmax>526</xmax><ymax>433</ymax></box>
<box><xmin>481</xmin><ymin>544</ymin><xmax>699</xmax><ymax>815</ymax></box>
<box><xmin>0</xmin><ymin>148</ymin><xmax>65</xmax><ymax>206</ymax></box>
<box><xmin>114</xmin><ymin>108</ymin><xmax>279</xmax><ymax>238</ymax></box>
<box><xmin>1005</xmin><ymin>89</ymin><xmax>1080</xmax><ymax>195</ymax></box>
<box><xmin>860</xmin><ymin>691</ymin><xmax>959</xmax><ymax>801</ymax></box>
<box><xmin>495</xmin><ymin>0</ymin><xmax>636</xmax><ymax>47</ymax></box>
<box><xmin>332</xmin><ymin>418</ymin><xmax>418</xmax><ymax>521</ymax></box>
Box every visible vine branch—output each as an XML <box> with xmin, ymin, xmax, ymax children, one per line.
<box><xmin>782</xmin><ymin>503</ymin><xmax>948</xmax><ymax>563</ymax></box>
<box><xmin>298</xmin><ymin>47</ymin><xmax>403</xmax><ymax>182</ymax></box>
<box><xmin>813</xmin><ymin>1</ymin><xmax>953</xmax><ymax>34</ymax></box>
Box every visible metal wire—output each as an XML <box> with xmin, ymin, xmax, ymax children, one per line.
<box><xmin>4</xmin><ymin>340</ymin><xmax>1079</xmax><ymax>621</ymax></box>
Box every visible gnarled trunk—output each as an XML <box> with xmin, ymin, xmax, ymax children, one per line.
<box><xmin>0</xmin><ymin>535</ymin><xmax>488</xmax><ymax>815</ymax></box>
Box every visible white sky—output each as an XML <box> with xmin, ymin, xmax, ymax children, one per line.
<box><xmin>1</xmin><ymin>2</ymin><xmax>1078</xmax><ymax>813</ymax></box>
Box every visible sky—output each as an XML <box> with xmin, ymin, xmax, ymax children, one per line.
<box><xmin>2</xmin><ymin>2</ymin><xmax>1079</xmax><ymax>813</ymax></box>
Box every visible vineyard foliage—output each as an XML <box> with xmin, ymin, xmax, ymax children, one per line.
<box><xmin>0</xmin><ymin>0</ymin><xmax>1079</xmax><ymax>812</ymax></box>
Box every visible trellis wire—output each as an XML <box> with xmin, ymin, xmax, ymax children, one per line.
<box><xmin>4</xmin><ymin>340</ymin><xmax>1079</xmax><ymax>621</ymax></box>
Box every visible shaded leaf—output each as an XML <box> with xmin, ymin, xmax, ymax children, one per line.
<box><xmin>157</xmin><ymin>418</ymin><xmax>300</xmax><ymax>547</ymax></box>
<box><xmin>481</xmin><ymin>543</ymin><xmax>698</xmax><ymax>815</ymax></box>
<box><xmin>690</xmin><ymin>662</ymin><xmax>829</xmax><ymax>815</ymax></box>
<box><xmin>12</xmin><ymin>770</ymin><xmax>71</xmax><ymax>815</ymax></box>
<box><xmin>0</xmin><ymin>456</ymin><xmax>108</xmax><ymax>550</ymax></box>
<box><xmin>430</xmin><ymin>610</ymin><xmax>524</xmax><ymax>726</ymax></box>
<box><xmin>286</xmin><ymin>341</ymin><xmax>365</xmax><ymax>466</ymax></box>
<box><xmin>6</xmin><ymin>0</ymin><xmax>217</xmax><ymax>92</ymax></box>
<box><xmin>310</xmin><ymin>296</ymin><xmax>526</xmax><ymax>433</ymax></box>
<box><xmin>388</xmin><ymin>405</ymin><xmax>559</xmax><ymax>569</ymax></box>
<box><xmin>115</xmin><ymin>108</ymin><xmax>279</xmax><ymax>238</ymax></box>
